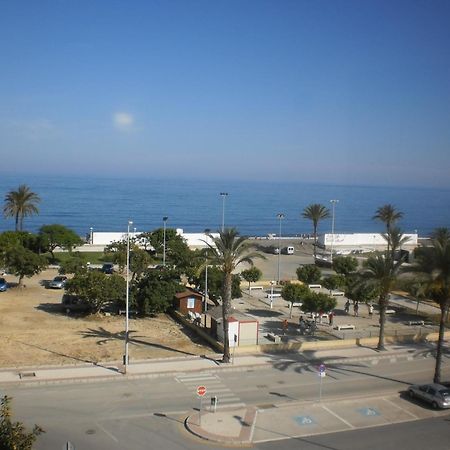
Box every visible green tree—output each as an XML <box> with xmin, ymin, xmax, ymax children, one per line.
<box><xmin>406</xmin><ymin>227</ymin><xmax>450</xmax><ymax>383</ymax></box>
<box><xmin>372</xmin><ymin>204</ymin><xmax>403</xmax><ymax>233</ymax></box>
<box><xmin>135</xmin><ymin>268</ymin><xmax>183</xmax><ymax>315</ymax></box>
<box><xmin>65</xmin><ymin>271</ymin><xmax>126</xmax><ymax>314</ymax></box>
<box><xmin>39</xmin><ymin>224</ymin><xmax>84</xmax><ymax>261</ymax></box>
<box><xmin>3</xmin><ymin>185</ymin><xmax>40</xmax><ymax>231</ymax></box>
<box><xmin>58</xmin><ymin>253</ymin><xmax>87</xmax><ymax>275</ymax></box>
<box><xmin>0</xmin><ymin>395</ymin><xmax>44</xmax><ymax>450</ymax></box>
<box><xmin>296</xmin><ymin>264</ymin><xmax>322</xmax><ymax>284</ymax></box>
<box><xmin>281</xmin><ymin>283</ymin><xmax>310</xmax><ymax>317</ymax></box>
<box><xmin>196</xmin><ymin>266</ymin><xmax>241</xmax><ymax>305</ymax></box>
<box><xmin>332</xmin><ymin>256</ymin><xmax>358</xmax><ymax>276</ymax></box>
<box><xmin>4</xmin><ymin>245</ymin><xmax>47</xmax><ymax>287</ymax></box>
<box><xmin>301</xmin><ymin>291</ymin><xmax>337</xmax><ymax>315</ymax></box>
<box><xmin>302</xmin><ymin>204</ymin><xmax>330</xmax><ymax>258</ymax></box>
<box><xmin>105</xmin><ymin>241</ymin><xmax>152</xmax><ymax>280</ymax></box>
<box><xmin>322</xmin><ymin>274</ymin><xmax>346</xmax><ymax>293</ymax></box>
<box><xmin>241</xmin><ymin>267</ymin><xmax>262</xmax><ymax>291</ymax></box>
<box><xmin>362</xmin><ymin>227</ymin><xmax>408</xmax><ymax>350</ymax></box>
<box><xmin>345</xmin><ymin>276</ymin><xmax>379</xmax><ymax>306</ymax></box>
<box><xmin>205</xmin><ymin>228</ymin><xmax>263</xmax><ymax>363</ymax></box>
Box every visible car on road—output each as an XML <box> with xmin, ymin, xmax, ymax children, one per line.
<box><xmin>101</xmin><ymin>263</ymin><xmax>115</xmax><ymax>274</ymax></box>
<box><xmin>48</xmin><ymin>275</ymin><xmax>68</xmax><ymax>289</ymax></box>
<box><xmin>0</xmin><ymin>278</ymin><xmax>8</xmax><ymax>292</ymax></box>
<box><xmin>408</xmin><ymin>383</ymin><xmax>450</xmax><ymax>409</ymax></box>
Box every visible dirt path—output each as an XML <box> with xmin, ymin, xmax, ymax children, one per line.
<box><xmin>0</xmin><ymin>269</ymin><xmax>212</xmax><ymax>368</ymax></box>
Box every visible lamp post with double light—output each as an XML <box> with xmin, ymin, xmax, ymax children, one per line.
<box><xmin>220</xmin><ymin>192</ymin><xmax>228</xmax><ymax>232</ymax></box>
<box><xmin>330</xmin><ymin>200</ymin><xmax>339</xmax><ymax>262</ymax></box>
<box><xmin>163</xmin><ymin>216</ymin><xmax>168</xmax><ymax>266</ymax></box>
<box><xmin>123</xmin><ymin>220</ymin><xmax>133</xmax><ymax>373</ymax></box>
<box><xmin>277</xmin><ymin>213</ymin><xmax>285</xmax><ymax>283</ymax></box>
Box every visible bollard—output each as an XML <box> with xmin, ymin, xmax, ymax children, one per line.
<box><xmin>211</xmin><ymin>396</ymin><xmax>218</xmax><ymax>413</ymax></box>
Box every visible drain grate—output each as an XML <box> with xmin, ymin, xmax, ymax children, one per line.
<box><xmin>19</xmin><ymin>372</ymin><xmax>36</xmax><ymax>379</ymax></box>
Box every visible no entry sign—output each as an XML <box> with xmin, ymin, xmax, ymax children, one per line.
<box><xmin>197</xmin><ymin>385</ymin><xmax>207</xmax><ymax>397</ymax></box>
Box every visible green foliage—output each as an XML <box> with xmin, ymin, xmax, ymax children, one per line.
<box><xmin>0</xmin><ymin>395</ymin><xmax>44</xmax><ymax>450</ymax></box>
<box><xmin>296</xmin><ymin>264</ymin><xmax>322</xmax><ymax>284</ymax></box>
<box><xmin>345</xmin><ymin>277</ymin><xmax>379</xmax><ymax>304</ymax></box>
<box><xmin>301</xmin><ymin>291</ymin><xmax>337</xmax><ymax>314</ymax></box>
<box><xmin>39</xmin><ymin>224</ymin><xmax>83</xmax><ymax>259</ymax></box>
<box><xmin>322</xmin><ymin>274</ymin><xmax>346</xmax><ymax>292</ymax></box>
<box><xmin>3</xmin><ymin>245</ymin><xmax>47</xmax><ymax>286</ymax></box>
<box><xmin>135</xmin><ymin>268</ymin><xmax>183</xmax><ymax>315</ymax></box>
<box><xmin>196</xmin><ymin>266</ymin><xmax>242</xmax><ymax>302</ymax></box>
<box><xmin>332</xmin><ymin>256</ymin><xmax>358</xmax><ymax>276</ymax></box>
<box><xmin>104</xmin><ymin>241</ymin><xmax>152</xmax><ymax>279</ymax></box>
<box><xmin>302</xmin><ymin>204</ymin><xmax>330</xmax><ymax>257</ymax></box>
<box><xmin>65</xmin><ymin>271</ymin><xmax>126</xmax><ymax>313</ymax></box>
<box><xmin>281</xmin><ymin>283</ymin><xmax>310</xmax><ymax>304</ymax></box>
<box><xmin>58</xmin><ymin>253</ymin><xmax>89</xmax><ymax>275</ymax></box>
<box><xmin>241</xmin><ymin>266</ymin><xmax>262</xmax><ymax>290</ymax></box>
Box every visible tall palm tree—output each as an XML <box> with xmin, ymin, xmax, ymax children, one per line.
<box><xmin>362</xmin><ymin>227</ymin><xmax>408</xmax><ymax>350</ymax></box>
<box><xmin>3</xmin><ymin>185</ymin><xmax>40</xmax><ymax>231</ymax></box>
<box><xmin>407</xmin><ymin>227</ymin><xmax>450</xmax><ymax>383</ymax></box>
<box><xmin>373</xmin><ymin>204</ymin><xmax>403</xmax><ymax>233</ymax></box>
<box><xmin>206</xmin><ymin>228</ymin><xmax>263</xmax><ymax>362</ymax></box>
<box><xmin>302</xmin><ymin>204</ymin><xmax>330</xmax><ymax>258</ymax></box>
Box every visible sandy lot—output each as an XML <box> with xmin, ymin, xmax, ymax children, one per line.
<box><xmin>0</xmin><ymin>269</ymin><xmax>213</xmax><ymax>368</ymax></box>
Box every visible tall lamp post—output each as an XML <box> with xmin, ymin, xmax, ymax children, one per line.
<box><xmin>163</xmin><ymin>216</ymin><xmax>168</xmax><ymax>266</ymax></box>
<box><xmin>330</xmin><ymin>200</ymin><xmax>339</xmax><ymax>262</ymax></box>
<box><xmin>124</xmin><ymin>220</ymin><xmax>133</xmax><ymax>373</ymax></box>
<box><xmin>220</xmin><ymin>192</ymin><xmax>228</xmax><ymax>232</ymax></box>
<box><xmin>89</xmin><ymin>227</ymin><xmax>93</xmax><ymax>245</ymax></box>
<box><xmin>204</xmin><ymin>229</ymin><xmax>210</xmax><ymax>314</ymax></box>
<box><xmin>277</xmin><ymin>213</ymin><xmax>285</xmax><ymax>284</ymax></box>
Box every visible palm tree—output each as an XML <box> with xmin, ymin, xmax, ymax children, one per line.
<box><xmin>205</xmin><ymin>228</ymin><xmax>263</xmax><ymax>362</ymax></box>
<box><xmin>362</xmin><ymin>227</ymin><xmax>408</xmax><ymax>350</ymax></box>
<box><xmin>407</xmin><ymin>227</ymin><xmax>450</xmax><ymax>383</ymax></box>
<box><xmin>3</xmin><ymin>184</ymin><xmax>40</xmax><ymax>231</ymax></box>
<box><xmin>302</xmin><ymin>204</ymin><xmax>330</xmax><ymax>258</ymax></box>
<box><xmin>373</xmin><ymin>204</ymin><xmax>403</xmax><ymax>233</ymax></box>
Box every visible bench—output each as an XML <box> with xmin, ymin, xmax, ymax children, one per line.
<box><xmin>386</xmin><ymin>309</ymin><xmax>396</xmax><ymax>314</ymax></box>
<box><xmin>249</xmin><ymin>285</ymin><xmax>264</xmax><ymax>291</ymax></box>
<box><xmin>335</xmin><ymin>324</ymin><xmax>355</xmax><ymax>331</ymax></box>
<box><xmin>266</xmin><ymin>293</ymin><xmax>282</xmax><ymax>299</ymax></box>
<box><xmin>407</xmin><ymin>320</ymin><xmax>425</xmax><ymax>326</ymax></box>
<box><xmin>308</xmin><ymin>284</ymin><xmax>322</xmax><ymax>289</ymax></box>
<box><xmin>331</xmin><ymin>290</ymin><xmax>345</xmax><ymax>296</ymax></box>
<box><xmin>266</xmin><ymin>333</ymin><xmax>281</xmax><ymax>343</ymax></box>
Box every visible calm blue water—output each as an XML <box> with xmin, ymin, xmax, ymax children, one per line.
<box><xmin>0</xmin><ymin>174</ymin><xmax>449</xmax><ymax>238</ymax></box>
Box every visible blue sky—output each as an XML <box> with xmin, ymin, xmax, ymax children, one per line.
<box><xmin>1</xmin><ymin>0</ymin><xmax>449</xmax><ymax>188</ymax></box>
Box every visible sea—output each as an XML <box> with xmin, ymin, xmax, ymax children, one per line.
<box><xmin>0</xmin><ymin>174</ymin><xmax>449</xmax><ymax>239</ymax></box>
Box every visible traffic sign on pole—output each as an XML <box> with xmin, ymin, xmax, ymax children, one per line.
<box><xmin>197</xmin><ymin>385</ymin><xmax>207</xmax><ymax>397</ymax></box>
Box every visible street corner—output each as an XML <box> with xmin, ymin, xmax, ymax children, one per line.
<box><xmin>184</xmin><ymin>406</ymin><xmax>257</xmax><ymax>445</ymax></box>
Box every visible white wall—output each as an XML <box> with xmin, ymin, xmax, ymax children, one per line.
<box><xmin>318</xmin><ymin>233</ymin><xmax>418</xmax><ymax>248</ymax></box>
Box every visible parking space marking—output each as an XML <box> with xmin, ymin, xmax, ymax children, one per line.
<box><xmin>357</xmin><ymin>407</ymin><xmax>380</xmax><ymax>417</ymax></box>
<box><xmin>320</xmin><ymin>405</ymin><xmax>355</xmax><ymax>428</ymax></box>
<box><xmin>294</xmin><ymin>415</ymin><xmax>316</xmax><ymax>426</ymax></box>
<box><xmin>382</xmin><ymin>398</ymin><xmax>419</xmax><ymax>420</ymax></box>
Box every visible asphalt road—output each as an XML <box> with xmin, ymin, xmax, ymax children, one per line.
<box><xmin>4</xmin><ymin>352</ymin><xmax>449</xmax><ymax>449</ymax></box>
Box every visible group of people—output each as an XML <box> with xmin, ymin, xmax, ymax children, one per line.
<box><xmin>344</xmin><ymin>300</ymin><xmax>374</xmax><ymax>317</ymax></box>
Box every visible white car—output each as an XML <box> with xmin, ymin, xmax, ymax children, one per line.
<box><xmin>49</xmin><ymin>276</ymin><xmax>68</xmax><ymax>289</ymax></box>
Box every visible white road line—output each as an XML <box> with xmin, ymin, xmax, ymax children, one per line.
<box><xmin>382</xmin><ymin>398</ymin><xmax>419</xmax><ymax>419</ymax></box>
<box><xmin>320</xmin><ymin>405</ymin><xmax>355</xmax><ymax>429</ymax></box>
<box><xmin>96</xmin><ymin>422</ymin><xmax>119</xmax><ymax>443</ymax></box>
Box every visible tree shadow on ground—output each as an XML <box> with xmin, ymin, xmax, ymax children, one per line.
<box><xmin>245</xmin><ymin>309</ymin><xmax>283</xmax><ymax>318</ymax></box>
<box><xmin>79</xmin><ymin>327</ymin><xmax>198</xmax><ymax>356</ymax></box>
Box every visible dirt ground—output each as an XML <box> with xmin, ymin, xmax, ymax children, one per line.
<box><xmin>0</xmin><ymin>269</ymin><xmax>213</xmax><ymax>369</ymax></box>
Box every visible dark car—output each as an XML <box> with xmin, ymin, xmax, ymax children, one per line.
<box><xmin>48</xmin><ymin>275</ymin><xmax>68</xmax><ymax>289</ymax></box>
<box><xmin>61</xmin><ymin>294</ymin><xmax>91</xmax><ymax>314</ymax></box>
<box><xmin>408</xmin><ymin>383</ymin><xmax>450</xmax><ymax>409</ymax></box>
<box><xmin>0</xmin><ymin>278</ymin><xmax>7</xmax><ymax>292</ymax></box>
<box><xmin>101</xmin><ymin>263</ymin><xmax>115</xmax><ymax>274</ymax></box>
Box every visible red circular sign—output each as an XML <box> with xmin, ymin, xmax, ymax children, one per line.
<box><xmin>197</xmin><ymin>385</ymin><xmax>207</xmax><ymax>397</ymax></box>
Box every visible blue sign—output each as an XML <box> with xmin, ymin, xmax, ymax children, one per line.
<box><xmin>357</xmin><ymin>407</ymin><xmax>380</xmax><ymax>417</ymax></box>
<box><xmin>294</xmin><ymin>415</ymin><xmax>316</xmax><ymax>426</ymax></box>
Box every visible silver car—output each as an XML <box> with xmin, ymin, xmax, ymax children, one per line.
<box><xmin>408</xmin><ymin>383</ymin><xmax>450</xmax><ymax>409</ymax></box>
<box><xmin>49</xmin><ymin>276</ymin><xmax>68</xmax><ymax>289</ymax></box>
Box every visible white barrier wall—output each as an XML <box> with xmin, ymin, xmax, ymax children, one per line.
<box><xmin>319</xmin><ymin>233</ymin><xmax>418</xmax><ymax>248</ymax></box>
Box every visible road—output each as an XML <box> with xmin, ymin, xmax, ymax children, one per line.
<box><xmin>4</xmin><ymin>352</ymin><xmax>449</xmax><ymax>449</ymax></box>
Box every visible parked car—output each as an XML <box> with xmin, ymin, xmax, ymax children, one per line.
<box><xmin>0</xmin><ymin>278</ymin><xmax>8</xmax><ymax>292</ymax></box>
<box><xmin>48</xmin><ymin>275</ymin><xmax>68</xmax><ymax>289</ymax></box>
<box><xmin>101</xmin><ymin>263</ymin><xmax>115</xmax><ymax>274</ymax></box>
<box><xmin>61</xmin><ymin>294</ymin><xmax>91</xmax><ymax>314</ymax></box>
<box><xmin>408</xmin><ymin>383</ymin><xmax>450</xmax><ymax>409</ymax></box>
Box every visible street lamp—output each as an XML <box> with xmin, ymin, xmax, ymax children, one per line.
<box><xmin>204</xmin><ymin>229</ymin><xmax>210</xmax><ymax>314</ymax></box>
<box><xmin>124</xmin><ymin>220</ymin><xmax>133</xmax><ymax>373</ymax></box>
<box><xmin>163</xmin><ymin>216</ymin><xmax>168</xmax><ymax>266</ymax></box>
<box><xmin>220</xmin><ymin>192</ymin><xmax>228</xmax><ymax>232</ymax></box>
<box><xmin>277</xmin><ymin>213</ymin><xmax>285</xmax><ymax>283</ymax></box>
<box><xmin>330</xmin><ymin>200</ymin><xmax>339</xmax><ymax>262</ymax></box>
<box><xmin>89</xmin><ymin>227</ymin><xmax>93</xmax><ymax>245</ymax></box>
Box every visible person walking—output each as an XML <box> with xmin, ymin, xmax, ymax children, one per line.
<box><xmin>354</xmin><ymin>302</ymin><xmax>359</xmax><ymax>317</ymax></box>
<box><xmin>344</xmin><ymin>300</ymin><xmax>350</xmax><ymax>314</ymax></box>
<box><xmin>329</xmin><ymin>312</ymin><xmax>334</xmax><ymax>327</ymax></box>
<box><xmin>368</xmin><ymin>303</ymin><xmax>374</xmax><ymax>317</ymax></box>
<box><xmin>299</xmin><ymin>316</ymin><xmax>306</xmax><ymax>335</ymax></box>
